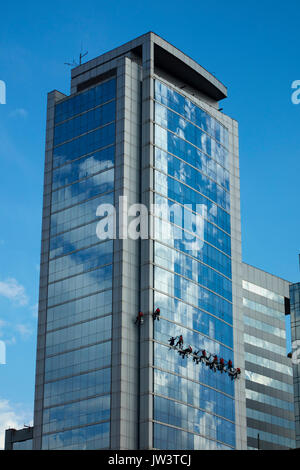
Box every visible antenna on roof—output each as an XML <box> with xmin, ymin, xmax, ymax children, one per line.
<box><xmin>78</xmin><ymin>50</ymin><xmax>88</xmax><ymax>65</ymax></box>
<box><xmin>64</xmin><ymin>46</ymin><xmax>88</xmax><ymax>67</ymax></box>
<box><xmin>64</xmin><ymin>59</ymin><xmax>77</xmax><ymax>67</ymax></box>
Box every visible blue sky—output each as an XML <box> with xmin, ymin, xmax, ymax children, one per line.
<box><xmin>0</xmin><ymin>0</ymin><xmax>299</xmax><ymax>447</ymax></box>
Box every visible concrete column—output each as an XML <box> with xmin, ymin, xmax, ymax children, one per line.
<box><xmin>139</xmin><ymin>34</ymin><xmax>155</xmax><ymax>450</ymax></box>
<box><xmin>110</xmin><ymin>56</ymin><xmax>142</xmax><ymax>449</ymax></box>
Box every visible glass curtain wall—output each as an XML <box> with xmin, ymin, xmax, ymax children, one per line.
<box><xmin>41</xmin><ymin>78</ymin><xmax>116</xmax><ymax>449</ymax></box>
<box><xmin>152</xmin><ymin>80</ymin><xmax>235</xmax><ymax>450</ymax></box>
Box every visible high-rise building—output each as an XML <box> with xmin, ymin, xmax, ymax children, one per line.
<box><xmin>242</xmin><ymin>263</ymin><xmax>295</xmax><ymax>449</ymax></box>
<box><xmin>30</xmin><ymin>32</ymin><xmax>247</xmax><ymax>450</ymax></box>
<box><xmin>7</xmin><ymin>32</ymin><xmax>297</xmax><ymax>452</ymax></box>
<box><xmin>290</xmin><ymin>256</ymin><xmax>300</xmax><ymax>447</ymax></box>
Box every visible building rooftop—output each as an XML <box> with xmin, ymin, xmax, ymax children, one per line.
<box><xmin>71</xmin><ymin>31</ymin><xmax>227</xmax><ymax>101</ymax></box>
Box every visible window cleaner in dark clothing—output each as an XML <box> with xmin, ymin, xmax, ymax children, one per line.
<box><xmin>184</xmin><ymin>345</ymin><xmax>193</xmax><ymax>355</ymax></box>
<box><xmin>218</xmin><ymin>357</ymin><xmax>225</xmax><ymax>372</ymax></box>
<box><xmin>179</xmin><ymin>345</ymin><xmax>192</xmax><ymax>359</ymax></box>
<box><xmin>193</xmin><ymin>350</ymin><xmax>201</xmax><ymax>364</ymax></box>
<box><xmin>227</xmin><ymin>359</ymin><xmax>233</xmax><ymax>371</ymax></box>
<box><xmin>176</xmin><ymin>335</ymin><xmax>184</xmax><ymax>349</ymax></box>
<box><xmin>210</xmin><ymin>354</ymin><xmax>218</xmax><ymax>371</ymax></box>
<box><xmin>153</xmin><ymin>308</ymin><xmax>160</xmax><ymax>321</ymax></box>
<box><xmin>135</xmin><ymin>311</ymin><xmax>144</xmax><ymax>325</ymax></box>
<box><xmin>228</xmin><ymin>367</ymin><xmax>241</xmax><ymax>380</ymax></box>
<box><xmin>201</xmin><ymin>349</ymin><xmax>211</xmax><ymax>365</ymax></box>
<box><xmin>168</xmin><ymin>336</ymin><xmax>177</xmax><ymax>348</ymax></box>
<box><xmin>200</xmin><ymin>349</ymin><xmax>207</xmax><ymax>363</ymax></box>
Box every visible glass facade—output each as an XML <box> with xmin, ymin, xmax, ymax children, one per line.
<box><xmin>152</xmin><ymin>80</ymin><xmax>235</xmax><ymax>449</ymax></box>
<box><xmin>243</xmin><ymin>276</ymin><xmax>295</xmax><ymax>449</ymax></box>
<box><xmin>41</xmin><ymin>78</ymin><xmax>116</xmax><ymax>450</ymax></box>
<box><xmin>12</xmin><ymin>439</ymin><xmax>33</xmax><ymax>450</ymax></box>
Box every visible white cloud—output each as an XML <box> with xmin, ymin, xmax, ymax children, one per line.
<box><xmin>0</xmin><ymin>320</ymin><xmax>8</xmax><ymax>337</ymax></box>
<box><xmin>9</xmin><ymin>108</ymin><xmax>28</xmax><ymax>119</ymax></box>
<box><xmin>0</xmin><ymin>278</ymin><xmax>29</xmax><ymax>306</ymax></box>
<box><xmin>0</xmin><ymin>321</ymin><xmax>16</xmax><ymax>346</ymax></box>
<box><xmin>30</xmin><ymin>303</ymin><xmax>39</xmax><ymax>318</ymax></box>
<box><xmin>5</xmin><ymin>336</ymin><xmax>16</xmax><ymax>346</ymax></box>
<box><xmin>0</xmin><ymin>399</ymin><xmax>33</xmax><ymax>449</ymax></box>
<box><xmin>15</xmin><ymin>324</ymin><xmax>33</xmax><ymax>339</ymax></box>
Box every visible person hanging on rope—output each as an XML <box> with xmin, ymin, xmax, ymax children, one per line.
<box><xmin>193</xmin><ymin>350</ymin><xmax>201</xmax><ymax>364</ymax></box>
<box><xmin>168</xmin><ymin>336</ymin><xmax>177</xmax><ymax>348</ymax></box>
<box><xmin>178</xmin><ymin>345</ymin><xmax>192</xmax><ymax>359</ymax></box>
<box><xmin>210</xmin><ymin>354</ymin><xmax>218</xmax><ymax>371</ymax></box>
<box><xmin>135</xmin><ymin>311</ymin><xmax>144</xmax><ymax>326</ymax></box>
<box><xmin>228</xmin><ymin>367</ymin><xmax>241</xmax><ymax>380</ymax></box>
<box><xmin>218</xmin><ymin>357</ymin><xmax>225</xmax><ymax>373</ymax></box>
<box><xmin>200</xmin><ymin>349</ymin><xmax>211</xmax><ymax>366</ymax></box>
<box><xmin>153</xmin><ymin>308</ymin><xmax>160</xmax><ymax>321</ymax></box>
<box><xmin>176</xmin><ymin>335</ymin><xmax>184</xmax><ymax>349</ymax></box>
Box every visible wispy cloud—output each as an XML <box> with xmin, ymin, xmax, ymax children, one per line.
<box><xmin>0</xmin><ymin>320</ymin><xmax>16</xmax><ymax>346</ymax></box>
<box><xmin>30</xmin><ymin>303</ymin><xmax>38</xmax><ymax>319</ymax></box>
<box><xmin>0</xmin><ymin>319</ymin><xmax>8</xmax><ymax>337</ymax></box>
<box><xmin>9</xmin><ymin>108</ymin><xmax>28</xmax><ymax>119</ymax></box>
<box><xmin>0</xmin><ymin>399</ymin><xmax>33</xmax><ymax>449</ymax></box>
<box><xmin>5</xmin><ymin>336</ymin><xmax>16</xmax><ymax>346</ymax></box>
<box><xmin>0</xmin><ymin>278</ymin><xmax>29</xmax><ymax>306</ymax></box>
<box><xmin>15</xmin><ymin>324</ymin><xmax>33</xmax><ymax>339</ymax></box>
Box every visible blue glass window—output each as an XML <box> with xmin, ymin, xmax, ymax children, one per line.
<box><xmin>53</xmin><ymin>123</ymin><xmax>115</xmax><ymax>168</ymax></box>
<box><xmin>155</xmin><ymin>80</ymin><xmax>228</xmax><ymax>148</ymax></box>
<box><xmin>154</xmin><ymin>396</ymin><xmax>235</xmax><ymax>447</ymax></box>
<box><xmin>42</xmin><ymin>422</ymin><xmax>110</xmax><ymax>450</ymax></box>
<box><xmin>52</xmin><ymin>145</ymin><xmax>114</xmax><ymax>191</ymax></box>
<box><xmin>44</xmin><ymin>341</ymin><xmax>111</xmax><ymax>382</ymax></box>
<box><xmin>55</xmin><ymin>78</ymin><xmax>116</xmax><ymax>124</ymax></box>
<box><xmin>43</xmin><ymin>395</ymin><xmax>110</xmax><ymax>434</ymax></box>
<box><xmin>44</xmin><ymin>368</ymin><xmax>111</xmax><ymax>407</ymax></box>
<box><xmin>54</xmin><ymin>101</ymin><xmax>115</xmax><ymax>146</ymax></box>
<box><xmin>155</xmin><ymin>102</ymin><xmax>228</xmax><ymax>168</ymax></box>
<box><xmin>154</xmin><ymin>291</ymin><xmax>233</xmax><ymax>348</ymax></box>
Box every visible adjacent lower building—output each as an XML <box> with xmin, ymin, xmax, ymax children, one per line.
<box><xmin>5</xmin><ymin>427</ymin><xmax>33</xmax><ymax>450</ymax></box>
<box><xmin>290</xmin><ymin>256</ymin><xmax>300</xmax><ymax>447</ymax></box>
<box><xmin>242</xmin><ymin>263</ymin><xmax>295</xmax><ymax>449</ymax></box>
